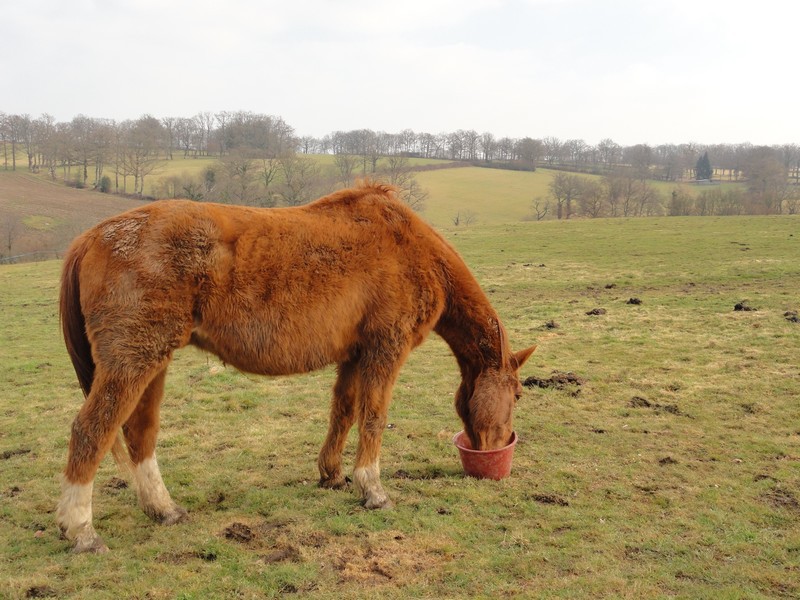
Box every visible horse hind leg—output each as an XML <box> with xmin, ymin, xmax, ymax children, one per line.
<box><xmin>318</xmin><ymin>360</ymin><xmax>359</xmax><ymax>490</ymax></box>
<box><xmin>122</xmin><ymin>366</ymin><xmax>187</xmax><ymax>525</ymax></box>
<box><xmin>57</xmin><ymin>364</ymin><xmax>165</xmax><ymax>553</ymax></box>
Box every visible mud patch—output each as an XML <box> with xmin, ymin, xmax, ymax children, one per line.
<box><xmin>223</xmin><ymin>522</ymin><xmax>254</xmax><ymax>543</ymax></box>
<box><xmin>734</xmin><ymin>301</ymin><xmax>757</xmax><ymax>312</ymax></box>
<box><xmin>104</xmin><ymin>477</ymin><xmax>128</xmax><ymax>490</ymax></box>
<box><xmin>785</xmin><ymin>311</ymin><xmax>799</xmax><ymax>323</ymax></box>
<box><xmin>626</xmin><ymin>297</ymin><xmax>642</xmax><ymax>305</ymax></box>
<box><xmin>659</xmin><ymin>456</ymin><xmax>678</xmax><ymax>466</ymax></box>
<box><xmin>586</xmin><ymin>308</ymin><xmax>607</xmax><ymax>316</ymax></box>
<box><xmin>528</xmin><ymin>493</ymin><xmax>570</xmax><ymax>507</ymax></box>
<box><xmin>25</xmin><ymin>586</ymin><xmax>57</xmax><ymax>598</ymax></box>
<box><xmin>159</xmin><ymin>550</ymin><xmax>218</xmax><ymax>564</ymax></box>
<box><xmin>1</xmin><ymin>448</ymin><xmax>31</xmax><ymax>460</ymax></box>
<box><xmin>762</xmin><ymin>487</ymin><xmax>800</xmax><ymax>511</ymax></box>
<box><xmin>523</xmin><ymin>371</ymin><xmax>585</xmax><ymax>390</ymax></box>
<box><xmin>628</xmin><ymin>396</ymin><xmax>688</xmax><ymax>417</ymax></box>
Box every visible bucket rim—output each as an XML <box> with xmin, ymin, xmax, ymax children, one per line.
<box><xmin>452</xmin><ymin>430</ymin><xmax>517</xmax><ymax>455</ymax></box>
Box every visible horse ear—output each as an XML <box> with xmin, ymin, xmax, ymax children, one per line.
<box><xmin>512</xmin><ymin>345</ymin><xmax>537</xmax><ymax>369</ymax></box>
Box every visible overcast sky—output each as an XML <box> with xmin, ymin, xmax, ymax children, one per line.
<box><xmin>2</xmin><ymin>0</ymin><xmax>796</xmax><ymax>146</ymax></box>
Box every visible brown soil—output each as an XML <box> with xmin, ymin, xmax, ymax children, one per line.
<box><xmin>734</xmin><ymin>301</ymin><xmax>757</xmax><ymax>311</ymax></box>
<box><xmin>628</xmin><ymin>396</ymin><xmax>688</xmax><ymax>417</ymax></box>
<box><xmin>523</xmin><ymin>371</ymin><xmax>586</xmax><ymax>390</ymax></box>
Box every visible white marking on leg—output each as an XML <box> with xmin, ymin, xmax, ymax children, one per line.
<box><xmin>353</xmin><ymin>461</ymin><xmax>393</xmax><ymax>509</ymax></box>
<box><xmin>57</xmin><ymin>479</ymin><xmax>93</xmax><ymax>538</ymax></box>
<box><xmin>134</xmin><ymin>455</ymin><xmax>185</xmax><ymax>523</ymax></box>
<box><xmin>57</xmin><ymin>478</ymin><xmax>107</xmax><ymax>552</ymax></box>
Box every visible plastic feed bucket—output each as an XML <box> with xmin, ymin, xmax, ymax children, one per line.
<box><xmin>453</xmin><ymin>430</ymin><xmax>517</xmax><ymax>480</ymax></box>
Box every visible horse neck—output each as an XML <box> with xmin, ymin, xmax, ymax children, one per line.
<box><xmin>434</xmin><ymin>259</ymin><xmax>503</xmax><ymax>378</ymax></box>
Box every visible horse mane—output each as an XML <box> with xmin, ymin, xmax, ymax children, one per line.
<box><xmin>60</xmin><ymin>236</ymin><xmax>95</xmax><ymax>398</ymax></box>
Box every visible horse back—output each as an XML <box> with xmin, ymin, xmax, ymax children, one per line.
<box><xmin>71</xmin><ymin>184</ymin><xmax>449</xmax><ymax>376</ymax></box>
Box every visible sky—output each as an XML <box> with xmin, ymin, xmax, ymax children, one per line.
<box><xmin>1</xmin><ymin>0</ymin><xmax>797</xmax><ymax>146</ymax></box>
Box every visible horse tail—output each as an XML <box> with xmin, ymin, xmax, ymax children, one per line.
<box><xmin>60</xmin><ymin>236</ymin><xmax>136</xmax><ymax>478</ymax></box>
<box><xmin>59</xmin><ymin>236</ymin><xmax>94</xmax><ymax>398</ymax></box>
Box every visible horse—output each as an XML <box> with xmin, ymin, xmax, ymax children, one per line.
<box><xmin>56</xmin><ymin>182</ymin><xmax>536</xmax><ymax>553</ymax></box>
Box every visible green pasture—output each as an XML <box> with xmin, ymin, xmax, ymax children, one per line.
<box><xmin>1</xmin><ymin>215</ymin><xmax>799</xmax><ymax>599</ymax></box>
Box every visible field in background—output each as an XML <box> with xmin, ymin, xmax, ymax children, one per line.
<box><xmin>1</xmin><ymin>209</ymin><xmax>798</xmax><ymax>598</ymax></box>
<box><xmin>2</xmin><ymin>156</ymin><xmax>753</xmax><ymax>262</ymax></box>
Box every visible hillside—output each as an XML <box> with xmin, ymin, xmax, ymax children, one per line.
<box><xmin>0</xmin><ymin>172</ymin><xmax>149</xmax><ymax>261</ymax></box>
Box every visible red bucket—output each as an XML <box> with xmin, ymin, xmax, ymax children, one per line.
<box><xmin>453</xmin><ymin>431</ymin><xmax>517</xmax><ymax>480</ymax></box>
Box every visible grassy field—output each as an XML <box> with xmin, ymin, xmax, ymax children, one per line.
<box><xmin>1</xmin><ymin>210</ymin><xmax>799</xmax><ymax>598</ymax></box>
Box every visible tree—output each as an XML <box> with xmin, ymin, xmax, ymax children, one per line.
<box><xmin>548</xmin><ymin>172</ymin><xmax>584</xmax><ymax>219</ymax></box>
<box><xmin>695</xmin><ymin>151</ymin><xmax>712</xmax><ymax>180</ymax></box>
<box><xmin>515</xmin><ymin>137</ymin><xmax>543</xmax><ymax>170</ymax></box>
<box><xmin>380</xmin><ymin>155</ymin><xmax>428</xmax><ymax>212</ymax></box>
<box><xmin>217</xmin><ymin>149</ymin><xmax>258</xmax><ymax>205</ymax></box>
<box><xmin>530</xmin><ymin>197</ymin><xmax>550</xmax><ymax>221</ymax></box>
<box><xmin>278</xmin><ymin>154</ymin><xmax>322</xmax><ymax>206</ymax></box>
<box><xmin>1</xmin><ymin>214</ymin><xmax>21</xmax><ymax>259</ymax></box>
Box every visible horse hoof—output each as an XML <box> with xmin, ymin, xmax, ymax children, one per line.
<box><xmin>319</xmin><ymin>475</ymin><xmax>350</xmax><ymax>490</ymax></box>
<box><xmin>364</xmin><ymin>496</ymin><xmax>394</xmax><ymax>510</ymax></box>
<box><xmin>72</xmin><ymin>533</ymin><xmax>109</xmax><ymax>554</ymax></box>
<box><xmin>158</xmin><ymin>505</ymin><xmax>188</xmax><ymax>526</ymax></box>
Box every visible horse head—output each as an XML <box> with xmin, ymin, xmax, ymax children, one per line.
<box><xmin>456</xmin><ymin>325</ymin><xmax>536</xmax><ymax>451</ymax></box>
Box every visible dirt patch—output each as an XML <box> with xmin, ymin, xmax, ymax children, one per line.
<box><xmin>658</xmin><ymin>456</ymin><xmax>678</xmax><ymax>466</ymax></box>
<box><xmin>528</xmin><ymin>493</ymin><xmax>570</xmax><ymax>507</ymax></box>
<box><xmin>586</xmin><ymin>308</ymin><xmax>607</xmax><ymax>316</ymax></box>
<box><xmin>628</xmin><ymin>396</ymin><xmax>688</xmax><ymax>417</ymax></box>
<box><xmin>25</xmin><ymin>586</ymin><xmax>57</xmax><ymax>598</ymax></box>
<box><xmin>1</xmin><ymin>448</ymin><xmax>31</xmax><ymax>460</ymax></box>
<box><xmin>331</xmin><ymin>535</ymin><xmax>446</xmax><ymax>585</ymax></box>
<box><xmin>762</xmin><ymin>487</ymin><xmax>800</xmax><ymax>511</ymax></box>
<box><xmin>223</xmin><ymin>522</ymin><xmax>255</xmax><ymax>543</ymax></box>
<box><xmin>734</xmin><ymin>301</ymin><xmax>757</xmax><ymax>312</ymax></box>
<box><xmin>523</xmin><ymin>372</ymin><xmax>585</xmax><ymax>390</ymax></box>
<box><xmin>626</xmin><ymin>297</ymin><xmax>642</xmax><ymax>305</ymax></box>
<box><xmin>104</xmin><ymin>477</ymin><xmax>128</xmax><ymax>490</ymax></box>
<box><xmin>158</xmin><ymin>550</ymin><xmax>218</xmax><ymax>564</ymax></box>
<box><xmin>785</xmin><ymin>311</ymin><xmax>799</xmax><ymax>323</ymax></box>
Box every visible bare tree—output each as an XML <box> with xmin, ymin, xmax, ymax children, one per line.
<box><xmin>217</xmin><ymin>149</ymin><xmax>258</xmax><ymax>205</ymax></box>
<box><xmin>548</xmin><ymin>172</ymin><xmax>584</xmax><ymax>219</ymax></box>
<box><xmin>380</xmin><ymin>155</ymin><xmax>428</xmax><ymax>212</ymax></box>
<box><xmin>578</xmin><ymin>179</ymin><xmax>606</xmax><ymax>218</ymax></box>
<box><xmin>452</xmin><ymin>210</ymin><xmax>477</xmax><ymax>226</ymax></box>
<box><xmin>1</xmin><ymin>213</ymin><xmax>21</xmax><ymax>259</ymax></box>
<box><xmin>278</xmin><ymin>154</ymin><xmax>321</xmax><ymax>206</ymax></box>
<box><xmin>530</xmin><ymin>197</ymin><xmax>550</xmax><ymax>221</ymax></box>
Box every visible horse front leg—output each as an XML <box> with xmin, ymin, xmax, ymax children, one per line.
<box><xmin>352</xmin><ymin>362</ymin><xmax>403</xmax><ymax>510</ymax></box>
<box><xmin>318</xmin><ymin>360</ymin><xmax>358</xmax><ymax>490</ymax></box>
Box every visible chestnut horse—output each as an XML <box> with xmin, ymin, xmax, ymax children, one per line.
<box><xmin>57</xmin><ymin>182</ymin><xmax>535</xmax><ymax>552</ymax></box>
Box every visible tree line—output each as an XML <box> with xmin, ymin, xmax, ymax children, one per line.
<box><xmin>2</xmin><ymin>110</ymin><xmax>799</xmax><ymax>216</ymax></box>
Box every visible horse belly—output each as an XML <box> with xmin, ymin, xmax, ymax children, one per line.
<box><xmin>190</xmin><ymin>303</ymin><xmax>357</xmax><ymax>376</ymax></box>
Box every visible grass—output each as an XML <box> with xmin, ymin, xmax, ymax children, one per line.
<box><xmin>1</xmin><ymin>215</ymin><xmax>799</xmax><ymax>598</ymax></box>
